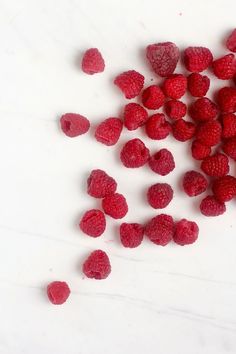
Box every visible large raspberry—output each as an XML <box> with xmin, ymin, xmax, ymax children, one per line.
<box><xmin>217</xmin><ymin>87</ymin><xmax>236</xmax><ymax>113</ymax></box>
<box><xmin>189</xmin><ymin>97</ymin><xmax>218</xmax><ymax>122</ymax></box>
<box><xmin>79</xmin><ymin>209</ymin><xmax>106</xmax><ymax>237</ymax></box>
<box><xmin>119</xmin><ymin>223</ymin><xmax>144</xmax><ymax>248</ymax></box>
<box><xmin>114</xmin><ymin>70</ymin><xmax>144</xmax><ymax>99</ymax></box>
<box><xmin>200</xmin><ymin>195</ymin><xmax>226</xmax><ymax>217</ymax></box>
<box><xmin>47</xmin><ymin>281</ymin><xmax>70</xmax><ymax>305</ymax></box>
<box><xmin>81</xmin><ymin>48</ymin><xmax>105</xmax><ymax>75</ymax></box>
<box><xmin>163</xmin><ymin>74</ymin><xmax>187</xmax><ymax>99</ymax></box>
<box><xmin>102</xmin><ymin>193</ymin><xmax>128</xmax><ymax>219</ymax></box>
<box><xmin>165</xmin><ymin>100</ymin><xmax>187</xmax><ymax>120</ymax></box>
<box><xmin>212</xmin><ymin>175</ymin><xmax>236</xmax><ymax>202</ymax></box>
<box><xmin>173</xmin><ymin>219</ymin><xmax>199</xmax><ymax>246</ymax></box>
<box><xmin>184</xmin><ymin>47</ymin><xmax>213</xmax><ymax>72</ymax></box>
<box><xmin>83</xmin><ymin>250</ymin><xmax>111</xmax><ymax>280</ymax></box>
<box><xmin>222</xmin><ymin>137</ymin><xmax>236</xmax><ymax>160</ymax></box>
<box><xmin>120</xmin><ymin>138</ymin><xmax>150</xmax><ymax>168</ymax></box>
<box><xmin>191</xmin><ymin>140</ymin><xmax>211</xmax><ymax>160</ymax></box>
<box><xmin>147</xmin><ymin>183</ymin><xmax>173</xmax><ymax>209</ymax></box>
<box><xmin>201</xmin><ymin>153</ymin><xmax>229</xmax><ymax>177</ymax></box>
<box><xmin>95</xmin><ymin>118</ymin><xmax>123</xmax><ymax>146</ymax></box>
<box><xmin>142</xmin><ymin>85</ymin><xmax>165</xmax><ymax>109</ymax></box>
<box><xmin>145</xmin><ymin>214</ymin><xmax>174</xmax><ymax>246</ymax></box>
<box><xmin>148</xmin><ymin>148</ymin><xmax>175</xmax><ymax>176</ymax></box>
<box><xmin>226</xmin><ymin>29</ymin><xmax>236</xmax><ymax>52</ymax></box>
<box><xmin>60</xmin><ymin>113</ymin><xmax>90</xmax><ymax>137</ymax></box>
<box><xmin>182</xmin><ymin>170</ymin><xmax>208</xmax><ymax>197</ymax></box>
<box><xmin>221</xmin><ymin>113</ymin><xmax>236</xmax><ymax>139</ymax></box>
<box><xmin>187</xmin><ymin>73</ymin><xmax>210</xmax><ymax>97</ymax></box>
<box><xmin>123</xmin><ymin>103</ymin><xmax>148</xmax><ymax>130</ymax></box>
<box><xmin>212</xmin><ymin>54</ymin><xmax>236</xmax><ymax>80</ymax></box>
<box><xmin>145</xmin><ymin>113</ymin><xmax>171</xmax><ymax>140</ymax></box>
<box><xmin>172</xmin><ymin>119</ymin><xmax>196</xmax><ymax>142</ymax></box>
<box><xmin>87</xmin><ymin>169</ymin><xmax>117</xmax><ymax>198</ymax></box>
<box><xmin>196</xmin><ymin>120</ymin><xmax>222</xmax><ymax>147</ymax></box>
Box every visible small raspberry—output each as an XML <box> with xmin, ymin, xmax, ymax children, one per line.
<box><xmin>187</xmin><ymin>73</ymin><xmax>210</xmax><ymax>97</ymax></box>
<box><xmin>191</xmin><ymin>140</ymin><xmax>211</xmax><ymax>160</ymax></box>
<box><xmin>200</xmin><ymin>195</ymin><xmax>226</xmax><ymax>216</ymax></box>
<box><xmin>87</xmin><ymin>169</ymin><xmax>117</xmax><ymax>198</ymax></box>
<box><xmin>114</xmin><ymin>70</ymin><xmax>144</xmax><ymax>99</ymax></box>
<box><xmin>47</xmin><ymin>281</ymin><xmax>70</xmax><ymax>305</ymax></box>
<box><xmin>145</xmin><ymin>214</ymin><xmax>174</xmax><ymax>246</ymax></box>
<box><xmin>60</xmin><ymin>113</ymin><xmax>90</xmax><ymax>137</ymax></box>
<box><xmin>182</xmin><ymin>170</ymin><xmax>208</xmax><ymax>197</ymax></box>
<box><xmin>148</xmin><ymin>148</ymin><xmax>175</xmax><ymax>176</ymax></box>
<box><xmin>145</xmin><ymin>113</ymin><xmax>171</xmax><ymax>140</ymax></box>
<box><xmin>81</xmin><ymin>48</ymin><xmax>105</xmax><ymax>75</ymax></box>
<box><xmin>147</xmin><ymin>183</ymin><xmax>173</xmax><ymax>209</ymax></box>
<box><xmin>123</xmin><ymin>103</ymin><xmax>148</xmax><ymax>130</ymax></box>
<box><xmin>172</xmin><ymin>119</ymin><xmax>196</xmax><ymax>142</ymax></box>
<box><xmin>201</xmin><ymin>153</ymin><xmax>229</xmax><ymax>177</ymax></box>
<box><xmin>82</xmin><ymin>250</ymin><xmax>111</xmax><ymax>280</ymax></box>
<box><xmin>189</xmin><ymin>97</ymin><xmax>218</xmax><ymax>122</ymax></box>
<box><xmin>79</xmin><ymin>209</ymin><xmax>106</xmax><ymax>237</ymax></box>
<box><xmin>184</xmin><ymin>47</ymin><xmax>213</xmax><ymax>72</ymax></box>
<box><xmin>212</xmin><ymin>175</ymin><xmax>236</xmax><ymax>202</ymax></box>
<box><xmin>217</xmin><ymin>87</ymin><xmax>236</xmax><ymax>113</ymax></box>
<box><xmin>173</xmin><ymin>219</ymin><xmax>199</xmax><ymax>246</ymax></box>
<box><xmin>221</xmin><ymin>113</ymin><xmax>236</xmax><ymax>139</ymax></box>
<box><xmin>222</xmin><ymin>137</ymin><xmax>236</xmax><ymax>160</ymax></box>
<box><xmin>163</xmin><ymin>74</ymin><xmax>187</xmax><ymax>99</ymax></box>
<box><xmin>142</xmin><ymin>85</ymin><xmax>165</xmax><ymax>109</ymax></box>
<box><xmin>196</xmin><ymin>120</ymin><xmax>222</xmax><ymax>147</ymax></box>
<box><xmin>102</xmin><ymin>193</ymin><xmax>128</xmax><ymax>219</ymax></box>
<box><xmin>95</xmin><ymin>118</ymin><xmax>123</xmax><ymax>146</ymax></box>
<box><xmin>165</xmin><ymin>100</ymin><xmax>187</xmax><ymax>120</ymax></box>
<box><xmin>119</xmin><ymin>223</ymin><xmax>144</xmax><ymax>248</ymax></box>
<box><xmin>212</xmin><ymin>54</ymin><xmax>236</xmax><ymax>80</ymax></box>
<box><xmin>120</xmin><ymin>138</ymin><xmax>150</xmax><ymax>168</ymax></box>
<box><xmin>226</xmin><ymin>29</ymin><xmax>236</xmax><ymax>52</ymax></box>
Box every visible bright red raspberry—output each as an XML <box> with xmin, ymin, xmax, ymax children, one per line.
<box><xmin>187</xmin><ymin>73</ymin><xmax>210</xmax><ymax>97</ymax></box>
<box><xmin>102</xmin><ymin>193</ymin><xmax>128</xmax><ymax>219</ymax></box>
<box><xmin>47</xmin><ymin>281</ymin><xmax>70</xmax><ymax>305</ymax></box>
<box><xmin>163</xmin><ymin>74</ymin><xmax>187</xmax><ymax>99</ymax></box>
<box><xmin>221</xmin><ymin>113</ymin><xmax>236</xmax><ymax>139</ymax></box>
<box><xmin>172</xmin><ymin>119</ymin><xmax>196</xmax><ymax>142</ymax></box>
<box><xmin>200</xmin><ymin>195</ymin><xmax>226</xmax><ymax>217</ymax></box>
<box><xmin>119</xmin><ymin>223</ymin><xmax>144</xmax><ymax>248</ymax></box>
<box><xmin>60</xmin><ymin>113</ymin><xmax>90</xmax><ymax>137</ymax></box>
<box><xmin>201</xmin><ymin>153</ymin><xmax>229</xmax><ymax>177</ymax></box>
<box><xmin>182</xmin><ymin>170</ymin><xmax>208</xmax><ymax>197</ymax></box>
<box><xmin>146</xmin><ymin>42</ymin><xmax>180</xmax><ymax>77</ymax></box>
<box><xmin>79</xmin><ymin>209</ymin><xmax>106</xmax><ymax>237</ymax></box>
<box><xmin>184</xmin><ymin>47</ymin><xmax>213</xmax><ymax>72</ymax></box>
<box><xmin>145</xmin><ymin>214</ymin><xmax>174</xmax><ymax>246</ymax></box>
<box><xmin>191</xmin><ymin>140</ymin><xmax>211</xmax><ymax>160</ymax></box>
<box><xmin>81</xmin><ymin>48</ymin><xmax>105</xmax><ymax>75</ymax></box>
<box><xmin>95</xmin><ymin>118</ymin><xmax>123</xmax><ymax>146</ymax></box>
<box><xmin>196</xmin><ymin>120</ymin><xmax>222</xmax><ymax>147</ymax></box>
<box><xmin>222</xmin><ymin>137</ymin><xmax>236</xmax><ymax>160</ymax></box>
<box><xmin>165</xmin><ymin>100</ymin><xmax>187</xmax><ymax>120</ymax></box>
<box><xmin>148</xmin><ymin>148</ymin><xmax>175</xmax><ymax>176</ymax></box>
<box><xmin>212</xmin><ymin>54</ymin><xmax>236</xmax><ymax>80</ymax></box>
<box><xmin>217</xmin><ymin>87</ymin><xmax>236</xmax><ymax>113</ymax></box>
<box><xmin>212</xmin><ymin>175</ymin><xmax>236</xmax><ymax>202</ymax></box>
<box><xmin>145</xmin><ymin>113</ymin><xmax>171</xmax><ymax>140</ymax></box>
<box><xmin>142</xmin><ymin>85</ymin><xmax>165</xmax><ymax>109</ymax></box>
<box><xmin>82</xmin><ymin>250</ymin><xmax>111</xmax><ymax>280</ymax></box>
<box><xmin>87</xmin><ymin>169</ymin><xmax>117</xmax><ymax>198</ymax></box>
<box><xmin>226</xmin><ymin>29</ymin><xmax>236</xmax><ymax>52</ymax></box>
<box><xmin>189</xmin><ymin>97</ymin><xmax>218</xmax><ymax>122</ymax></box>
<box><xmin>114</xmin><ymin>70</ymin><xmax>144</xmax><ymax>99</ymax></box>
<box><xmin>120</xmin><ymin>138</ymin><xmax>150</xmax><ymax>168</ymax></box>
<box><xmin>123</xmin><ymin>103</ymin><xmax>148</xmax><ymax>130</ymax></box>
<box><xmin>147</xmin><ymin>183</ymin><xmax>173</xmax><ymax>209</ymax></box>
<box><xmin>173</xmin><ymin>219</ymin><xmax>199</xmax><ymax>246</ymax></box>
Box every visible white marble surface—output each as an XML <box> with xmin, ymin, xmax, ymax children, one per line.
<box><xmin>0</xmin><ymin>0</ymin><xmax>236</xmax><ymax>353</ymax></box>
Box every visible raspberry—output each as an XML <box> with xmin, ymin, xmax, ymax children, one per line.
<box><xmin>173</xmin><ymin>219</ymin><xmax>199</xmax><ymax>246</ymax></box>
<box><xmin>87</xmin><ymin>169</ymin><xmax>117</xmax><ymax>198</ymax></box>
<box><xmin>102</xmin><ymin>193</ymin><xmax>128</xmax><ymax>219</ymax></box>
<box><xmin>145</xmin><ymin>113</ymin><xmax>171</xmax><ymax>140</ymax></box>
<box><xmin>142</xmin><ymin>85</ymin><xmax>165</xmax><ymax>109</ymax></box>
<box><xmin>145</xmin><ymin>214</ymin><xmax>174</xmax><ymax>246</ymax></box>
<box><xmin>79</xmin><ymin>209</ymin><xmax>106</xmax><ymax>237</ymax></box>
<box><xmin>147</xmin><ymin>183</ymin><xmax>173</xmax><ymax>209</ymax></box>
<box><xmin>114</xmin><ymin>70</ymin><xmax>144</xmax><ymax>99</ymax></box>
<box><xmin>119</xmin><ymin>223</ymin><xmax>144</xmax><ymax>248</ymax></box>
<box><xmin>212</xmin><ymin>175</ymin><xmax>236</xmax><ymax>202</ymax></box>
<box><xmin>182</xmin><ymin>170</ymin><xmax>208</xmax><ymax>197</ymax></box>
<box><xmin>82</xmin><ymin>250</ymin><xmax>111</xmax><ymax>280</ymax></box>
<box><xmin>163</xmin><ymin>74</ymin><xmax>187</xmax><ymax>99</ymax></box>
<box><xmin>189</xmin><ymin>97</ymin><xmax>218</xmax><ymax>122</ymax></box>
<box><xmin>196</xmin><ymin>120</ymin><xmax>222</xmax><ymax>147</ymax></box>
<box><xmin>172</xmin><ymin>119</ymin><xmax>196</xmax><ymax>142</ymax></box>
<box><xmin>148</xmin><ymin>148</ymin><xmax>175</xmax><ymax>176</ymax></box>
<box><xmin>123</xmin><ymin>103</ymin><xmax>148</xmax><ymax>130</ymax></box>
<box><xmin>47</xmin><ymin>281</ymin><xmax>70</xmax><ymax>305</ymax></box>
<box><xmin>226</xmin><ymin>29</ymin><xmax>236</xmax><ymax>52</ymax></box>
<box><xmin>200</xmin><ymin>195</ymin><xmax>226</xmax><ymax>216</ymax></box>
<box><xmin>184</xmin><ymin>46</ymin><xmax>213</xmax><ymax>72</ymax></box>
<box><xmin>120</xmin><ymin>138</ymin><xmax>150</xmax><ymax>168</ymax></box>
<box><xmin>187</xmin><ymin>73</ymin><xmax>210</xmax><ymax>97</ymax></box>
<box><xmin>191</xmin><ymin>140</ymin><xmax>211</xmax><ymax>160</ymax></box>
<box><xmin>217</xmin><ymin>87</ymin><xmax>236</xmax><ymax>113</ymax></box>
<box><xmin>212</xmin><ymin>54</ymin><xmax>236</xmax><ymax>80</ymax></box>
<box><xmin>95</xmin><ymin>117</ymin><xmax>123</xmax><ymax>146</ymax></box>
<box><xmin>60</xmin><ymin>113</ymin><xmax>90</xmax><ymax>137</ymax></box>
<box><xmin>221</xmin><ymin>113</ymin><xmax>236</xmax><ymax>139</ymax></box>
<box><xmin>201</xmin><ymin>153</ymin><xmax>229</xmax><ymax>177</ymax></box>
<box><xmin>165</xmin><ymin>100</ymin><xmax>187</xmax><ymax>120</ymax></box>
<box><xmin>81</xmin><ymin>48</ymin><xmax>105</xmax><ymax>75</ymax></box>
<box><xmin>222</xmin><ymin>137</ymin><xmax>236</xmax><ymax>160</ymax></box>
<box><xmin>146</xmin><ymin>42</ymin><xmax>180</xmax><ymax>77</ymax></box>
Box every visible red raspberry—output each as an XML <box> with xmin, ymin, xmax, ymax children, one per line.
<box><xmin>102</xmin><ymin>193</ymin><xmax>128</xmax><ymax>219</ymax></box>
<box><xmin>145</xmin><ymin>214</ymin><xmax>174</xmax><ymax>246</ymax></box>
<box><xmin>226</xmin><ymin>29</ymin><xmax>236</xmax><ymax>52</ymax></box>
<box><xmin>184</xmin><ymin>46</ymin><xmax>213</xmax><ymax>72</ymax></box>
<box><xmin>200</xmin><ymin>195</ymin><xmax>226</xmax><ymax>217</ymax></box>
<box><xmin>221</xmin><ymin>113</ymin><xmax>236</xmax><ymax>139</ymax></box>
<box><xmin>222</xmin><ymin>137</ymin><xmax>236</xmax><ymax>160</ymax></box>
<box><xmin>120</xmin><ymin>138</ymin><xmax>150</xmax><ymax>168</ymax></box>
<box><xmin>83</xmin><ymin>250</ymin><xmax>111</xmax><ymax>280</ymax></box>
<box><xmin>87</xmin><ymin>169</ymin><xmax>117</xmax><ymax>198</ymax></box>
<box><xmin>212</xmin><ymin>54</ymin><xmax>236</xmax><ymax>80</ymax></box>
<box><xmin>145</xmin><ymin>113</ymin><xmax>171</xmax><ymax>140</ymax></box>
<box><xmin>217</xmin><ymin>87</ymin><xmax>236</xmax><ymax>113</ymax></box>
<box><xmin>172</xmin><ymin>119</ymin><xmax>196</xmax><ymax>142</ymax></box>
<box><xmin>60</xmin><ymin>113</ymin><xmax>90</xmax><ymax>137</ymax></box>
<box><xmin>142</xmin><ymin>85</ymin><xmax>165</xmax><ymax>109</ymax></box>
<box><xmin>47</xmin><ymin>281</ymin><xmax>70</xmax><ymax>305</ymax></box>
<box><xmin>147</xmin><ymin>183</ymin><xmax>173</xmax><ymax>209</ymax></box>
<box><xmin>79</xmin><ymin>209</ymin><xmax>106</xmax><ymax>237</ymax></box>
<box><xmin>212</xmin><ymin>175</ymin><xmax>236</xmax><ymax>202</ymax></box>
<box><xmin>123</xmin><ymin>103</ymin><xmax>148</xmax><ymax>130</ymax></box>
<box><xmin>163</xmin><ymin>74</ymin><xmax>187</xmax><ymax>99</ymax></box>
<box><xmin>148</xmin><ymin>148</ymin><xmax>175</xmax><ymax>176</ymax></box>
<box><xmin>189</xmin><ymin>97</ymin><xmax>218</xmax><ymax>122</ymax></box>
<box><xmin>95</xmin><ymin>117</ymin><xmax>123</xmax><ymax>146</ymax></box>
<box><xmin>182</xmin><ymin>170</ymin><xmax>208</xmax><ymax>197</ymax></box>
<box><xmin>201</xmin><ymin>153</ymin><xmax>229</xmax><ymax>177</ymax></box>
<box><xmin>191</xmin><ymin>140</ymin><xmax>211</xmax><ymax>160</ymax></box>
<box><xmin>81</xmin><ymin>48</ymin><xmax>105</xmax><ymax>75</ymax></box>
<box><xmin>114</xmin><ymin>70</ymin><xmax>144</xmax><ymax>99</ymax></box>
<box><xmin>119</xmin><ymin>223</ymin><xmax>144</xmax><ymax>248</ymax></box>
<box><xmin>187</xmin><ymin>73</ymin><xmax>210</xmax><ymax>97</ymax></box>
<box><xmin>165</xmin><ymin>100</ymin><xmax>187</xmax><ymax>120</ymax></box>
<box><xmin>146</xmin><ymin>42</ymin><xmax>180</xmax><ymax>77</ymax></box>
<box><xmin>173</xmin><ymin>219</ymin><xmax>199</xmax><ymax>246</ymax></box>
<box><xmin>196</xmin><ymin>120</ymin><xmax>222</xmax><ymax>147</ymax></box>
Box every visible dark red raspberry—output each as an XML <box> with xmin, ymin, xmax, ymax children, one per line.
<box><xmin>182</xmin><ymin>170</ymin><xmax>208</xmax><ymax>197</ymax></box>
<box><xmin>217</xmin><ymin>87</ymin><xmax>236</xmax><ymax>113</ymax></box>
<box><xmin>222</xmin><ymin>137</ymin><xmax>236</xmax><ymax>160</ymax></box>
<box><xmin>79</xmin><ymin>209</ymin><xmax>106</xmax><ymax>237</ymax></box>
<box><xmin>142</xmin><ymin>85</ymin><xmax>165</xmax><ymax>109</ymax></box>
<box><xmin>189</xmin><ymin>97</ymin><xmax>218</xmax><ymax>122</ymax></box>
<box><xmin>145</xmin><ymin>113</ymin><xmax>171</xmax><ymax>140</ymax></box>
<box><xmin>147</xmin><ymin>183</ymin><xmax>173</xmax><ymax>209</ymax></box>
<box><xmin>165</xmin><ymin>100</ymin><xmax>187</xmax><ymax>120</ymax></box>
<box><xmin>102</xmin><ymin>193</ymin><xmax>128</xmax><ymax>219</ymax></box>
<box><xmin>221</xmin><ymin>113</ymin><xmax>236</xmax><ymax>139</ymax></box>
<box><xmin>120</xmin><ymin>138</ymin><xmax>150</xmax><ymax>168</ymax></box>
<box><xmin>201</xmin><ymin>153</ymin><xmax>229</xmax><ymax>177</ymax></box>
<box><xmin>95</xmin><ymin>117</ymin><xmax>123</xmax><ymax>146</ymax></box>
<box><xmin>163</xmin><ymin>74</ymin><xmax>187</xmax><ymax>99</ymax></box>
<box><xmin>200</xmin><ymin>195</ymin><xmax>226</xmax><ymax>216</ymax></box>
<box><xmin>226</xmin><ymin>29</ymin><xmax>236</xmax><ymax>52</ymax></box>
<box><xmin>81</xmin><ymin>48</ymin><xmax>105</xmax><ymax>75</ymax></box>
<box><xmin>145</xmin><ymin>214</ymin><xmax>174</xmax><ymax>246</ymax></box>
<box><xmin>87</xmin><ymin>169</ymin><xmax>117</xmax><ymax>198</ymax></box>
<box><xmin>187</xmin><ymin>73</ymin><xmax>210</xmax><ymax>97</ymax></box>
<box><xmin>123</xmin><ymin>103</ymin><xmax>148</xmax><ymax>130</ymax></box>
<box><xmin>114</xmin><ymin>70</ymin><xmax>144</xmax><ymax>99</ymax></box>
<box><xmin>119</xmin><ymin>223</ymin><xmax>144</xmax><ymax>248</ymax></box>
<box><xmin>60</xmin><ymin>113</ymin><xmax>90</xmax><ymax>137</ymax></box>
<box><xmin>212</xmin><ymin>175</ymin><xmax>236</xmax><ymax>202</ymax></box>
<box><xmin>184</xmin><ymin>47</ymin><xmax>213</xmax><ymax>72</ymax></box>
<box><xmin>196</xmin><ymin>120</ymin><xmax>222</xmax><ymax>147</ymax></box>
<box><xmin>212</xmin><ymin>54</ymin><xmax>236</xmax><ymax>80</ymax></box>
<box><xmin>173</xmin><ymin>219</ymin><xmax>199</xmax><ymax>246</ymax></box>
<box><xmin>146</xmin><ymin>42</ymin><xmax>180</xmax><ymax>77</ymax></box>
<box><xmin>172</xmin><ymin>119</ymin><xmax>196</xmax><ymax>142</ymax></box>
<box><xmin>191</xmin><ymin>140</ymin><xmax>211</xmax><ymax>160</ymax></box>
<box><xmin>148</xmin><ymin>148</ymin><xmax>175</xmax><ymax>176</ymax></box>
<box><xmin>47</xmin><ymin>281</ymin><xmax>70</xmax><ymax>305</ymax></box>
<box><xmin>83</xmin><ymin>250</ymin><xmax>111</xmax><ymax>280</ymax></box>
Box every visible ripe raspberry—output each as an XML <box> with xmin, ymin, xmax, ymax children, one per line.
<box><xmin>182</xmin><ymin>170</ymin><xmax>208</xmax><ymax>197</ymax></box>
<box><xmin>222</xmin><ymin>137</ymin><xmax>236</xmax><ymax>160</ymax></box>
<box><xmin>142</xmin><ymin>85</ymin><xmax>165</xmax><ymax>109</ymax></box>
<box><xmin>60</xmin><ymin>113</ymin><xmax>90</xmax><ymax>137</ymax></box>
<box><xmin>173</xmin><ymin>219</ymin><xmax>199</xmax><ymax>246</ymax></box>
<box><xmin>226</xmin><ymin>29</ymin><xmax>236</xmax><ymax>52</ymax></box>
<box><xmin>79</xmin><ymin>209</ymin><xmax>106</xmax><ymax>237</ymax></box>
<box><xmin>146</xmin><ymin>42</ymin><xmax>180</xmax><ymax>77</ymax></box>
<box><xmin>81</xmin><ymin>48</ymin><xmax>105</xmax><ymax>75</ymax></box>
<box><xmin>191</xmin><ymin>140</ymin><xmax>211</xmax><ymax>160</ymax></box>
<box><xmin>148</xmin><ymin>148</ymin><xmax>175</xmax><ymax>176</ymax></box>
<box><xmin>123</xmin><ymin>103</ymin><xmax>148</xmax><ymax>130</ymax></box>
<box><xmin>217</xmin><ymin>87</ymin><xmax>236</xmax><ymax>113</ymax></box>
<box><xmin>187</xmin><ymin>73</ymin><xmax>210</xmax><ymax>97</ymax></box>
<box><xmin>165</xmin><ymin>100</ymin><xmax>187</xmax><ymax>120</ymax></box>
<box><xmin>145</xmin><ymin>214</ymin><xmax>174</xmax><ymax>246</ymax></box>
<box><xmin>47</xmin><ymin>281</ymin><xmax>70</xmax><ymax>305</ymax></box>
<box><xmin>119</xmin><ymin>223</ymin><xmax>144</xmax><ymax>248</ymax></box>
<box><xmin>95</xmin><ymin>118</ymin><xmax>123</xmax><ymax>146</ymax></box>
<box><xmin>87</xmin><ymin>169</ymin><xmax>117</xmax><ymax>198</ymax></box>
<box><xmin>163</xmin><ymin>74</ymin><xmax>187</xmax><ymax>99</ymax></box>
<box><xmin>145</xmin><ymin>113</ymin><xmax>171</xmax><ymax>140</ymax></box>
<box><xmin>201</xmin><ymin>153</ymin><xmax>229</xmax><ymax>177</ymax></box>
<box><xmin>189</xmin><ymin>97</ymin><xmax>218</xmax><ymax>122</ymax></box>
<box><xmin>114</xmin><ymin>70</ymin><xmax>144</xmax><ymax>99</ymax></box>
<box><xmin>102</xmin><ymin>193</ymin><xmax>128</xmax><ymax>219</ymax></box>
<box><xmin>212</xmin><ymin>175</ymin><xmax>236</xmax><ymax>202</ymax></box>
<box><xmin>147</xmin><ymin>183</ymin><xmax>173</xmax><ymax>209</ymax></box>
<box><xmin>82</xmin><ymin>250</ymin><xmax>111</xmax><ymax>280</ymax></box>
<box><xmin>200</xmin><ymin>195</ymin><xmax>226</xmax><ymax>216</ymax></box>
<box><xmin>172</xmin><ymin>119</ymin><xmax>196</xmax><ymax>142</ymax></box>
<box><xmin>120</xmin><ymin>138</ymin><xmax>150</xmax><ymax>168</ymax></box>
<box><xmin>184</xmin><ymin>46</ymin><xmax>213</xmax><ymax>72</ymax></box>
<box><xmin>221</xmin><ymin>113</ymin><xmax>236</xmax><ymax>139</ymax></box>
<box><xmin>196</xmin><ymin>120</ymin><xmax>222</xmax><ymax>147</ymax></box>
<box><xmin>212</xmin><ymin>54</ymin><xmax>236</xmax><ymax>80</ymax></box>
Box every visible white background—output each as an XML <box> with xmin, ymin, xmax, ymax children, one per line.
<box><xmin>0</xmin><ymin>0</ymin><xmax>236</xmax><ymax>353</ymax></box>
